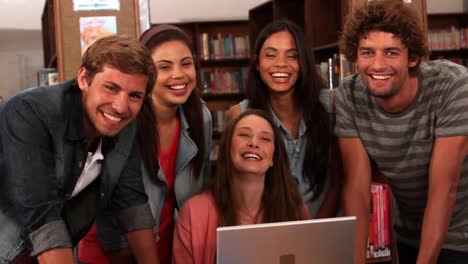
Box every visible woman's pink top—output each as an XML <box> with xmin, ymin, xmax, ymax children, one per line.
<box><xmin>173</xmin><ymin>193</ymin><xmax>219</xmax><ymax>264</ymax></box>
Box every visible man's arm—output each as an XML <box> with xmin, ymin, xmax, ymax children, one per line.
<box><xmin>102</xmin><ymin>229</ymin><xmax>159</xmax><ymax>264</ymax></box>
<box><xmin>37</xmin><ymin>248</ymin><xmax>74</xmax><ymax>264</ymax></box>
<box><xmin>1</xmin><ymin>98</ymin><xmax>74</xmax><ymax>259</ymax></box>
<box><xmin>416</xmin><ymin>136</ymin><xmax>468</xmax><ymax>264</ymax></box>
<box><xmin>125</xmin><ymin>229</ymin><xmax>159</xmax><ymax>264</ymax></box>
<box><xmin>338</xmin><ymin>137</ymin><xmax>372</xmax><ymax>264</ymax></box>
<box><xmin>316</xmin><ymin>137</ymin><xmax>342</xmax><ymax>218</ymax></box>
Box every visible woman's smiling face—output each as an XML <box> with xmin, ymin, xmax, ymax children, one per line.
<box><xmin>151</xmin><ymin>40</ymin><xmax>196</xmax><ymax>108</ymax></box>
<box><xmin>230</xmin><ymin>114</ymin><xmax>275</xmax><ymax>177</ymax></box>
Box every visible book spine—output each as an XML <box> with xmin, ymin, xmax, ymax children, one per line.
<box><xmin>245</xmin><ymin>35</ymin><xmax>250</xmax><ymax>56</ymax></box>
<box><xmin>383</xmin><ymin>184</ymin><xmax>391</xmax><ymax>257</ymax></box>
<box><xmin>217</xmin><ymin>33</ymin><xmax>223</xmax><ymax>59</ymax></box>
<box><xmin>368</xmin><ymin>200</ymin><xmax>374</xmax><ymax>259</ymax></box>
<box><xmin>201</xmin><ymin>33</ymin><xmax>209</xmax><ymax>60</ymax></box>
<box><xmin>378</xmin><ymin>184</ymin><xmax>383</xmax><ymax>258</ymax></box>
<box><xmin>371</xmin><ymin>184</ymin><xmax>379</xmax><ymax>258</ymax></box>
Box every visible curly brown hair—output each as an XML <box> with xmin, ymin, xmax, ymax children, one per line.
<box><xmin>339</xmin><ymin>0</ymin><xmax>429</xmax><ymax>76</ymax></box>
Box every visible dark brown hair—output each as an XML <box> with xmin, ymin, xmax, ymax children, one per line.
<box><xmin>246</xmin><ymin>20</ymin><xmax>331</xmax><ymax>201</ymax></box>
<box><xmin>210</xmin><ymin>109</ymin><xmax>309</xmax><ymax>226</ymax></box>
<box><xmin>80</xmin><ymin>34</ymin><xmax>156</xmax><ymax>95</ymax></box>
<box><xmin>137</xmin><ymin>25</ymin><xmax>206</xmax><ymax>182</ymax></box>
<box><xmin>339</xmin><ymin>0</ymin><xmax>429</xmax><ymax>76</ymax></box>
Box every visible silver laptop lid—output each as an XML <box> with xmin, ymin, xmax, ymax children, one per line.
<box><xmin>216</xmin><ymin>216</ymin><xmax>356</xmax><ymax>264</ymax></box>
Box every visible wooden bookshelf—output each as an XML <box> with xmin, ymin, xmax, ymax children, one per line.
<box><xmin>248</xmin><ymin>0</ymin><xmax>306</xmax><ymax>53</ymax></box>
<box><xmin>41</xmin><ymin>0</ymin><xmax>56</xmax><ymax>69</ymax></box>
<box><xmin>248</xmin><ymin>1</ymin><xmax>273</xmax><ymax>53</ymax></box>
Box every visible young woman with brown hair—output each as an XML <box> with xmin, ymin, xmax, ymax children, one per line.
<box><xmin>173</xmin><ymin>109</ymin><xmax>309</xmax><ymax>264</ymax></box>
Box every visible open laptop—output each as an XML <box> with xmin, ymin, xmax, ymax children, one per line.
<box><xmin>217</xmin><ymin>216</ymin><xmax>356</xmax><ymax>264</ymax></box>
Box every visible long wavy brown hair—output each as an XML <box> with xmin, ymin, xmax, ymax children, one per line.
<box><xmin>210</xmin><ymin>109</ymin><xmax>309</xmax><ymax>227</ymax></box>
<box><xmin>339</xmin><ymin>0</ymin><xmax>429</xmax><ymax>76</ymax></box>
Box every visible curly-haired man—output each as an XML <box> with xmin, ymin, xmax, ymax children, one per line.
<box><xmin>335</xmin><ymin>0</ymin><xmax>468</xmax><ymax>263</ymax></box>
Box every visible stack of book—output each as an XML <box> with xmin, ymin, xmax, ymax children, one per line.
<box><xmin>367</xmin><ymin>183</ymin><xmax>392</xmax><ymax>260</ymax></box>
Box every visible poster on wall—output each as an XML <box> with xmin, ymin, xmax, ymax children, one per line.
<box><xmin>80</xmin><ymin>16</ymin><xmax>117</xmax><ymax>55</ymax></box>
<box><xmin>73</xmin><ymin>0</ymin><xmax>120</xmax><ymax>11</ymax></box>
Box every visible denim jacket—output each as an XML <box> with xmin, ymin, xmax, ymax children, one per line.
<box><xmin>97</xmin><ymin>102</ymin><xmax>212</xmax><ymax>250</ymax></box>
<box><xmin>0</xmin><ymin>80</ymin><xmax>154</xmax><ymax>263</ymax></box>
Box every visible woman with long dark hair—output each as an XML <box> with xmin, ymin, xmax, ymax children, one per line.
<box><xmin>228</xmin><ymin>20</ymin><xmax>340</xmax><ymax>218</ymax></box>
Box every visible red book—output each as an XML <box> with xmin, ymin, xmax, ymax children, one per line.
<box><xmin>382</xmin><ymin>184</ymin><xmax>391</xmax><ymax>256</ymax></box>
<box><xmin>378</xmin><ymin>184</ymin><xmax>384</xmax><ymax>257</ymax></box>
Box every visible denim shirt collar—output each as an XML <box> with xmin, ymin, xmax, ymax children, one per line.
<box><xmin>267</xmin><ymin>103</ymin><xmax>307</xmax><ymax>138</ymax></box>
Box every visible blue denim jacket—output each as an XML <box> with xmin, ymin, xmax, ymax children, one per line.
<box><xmin>96</xmin><ymin>102</ymin><xmax>212</xmax><ymax>250</ymax></box>
<box><xmin>239</xmin><ymin>89</ymin><xmax>333</xmax><ymax>215</ymax></box>
<box><xmin>0</xmin><ymin>80</ymin><xmax>154</xmax><ymax>263</ymax></box>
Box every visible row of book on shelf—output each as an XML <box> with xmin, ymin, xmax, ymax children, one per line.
<box><xmin>367</xmin><ymin>182</ymin><xmax>391</xmax><ymax>260</ymax></box>
<box><xmin>199</xmin><ymin>33</ymin><xmax>250</xmax><ymax>60</ymax></box>
<box><xmin>428</xmin><ymin>26</ymin><xmax>468</xmax><ymax>51</ymax></box>
<box><xmin>201</xmin><ymin>67</ymin><xmax>248</xmax><ymax>94</ymax></box>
